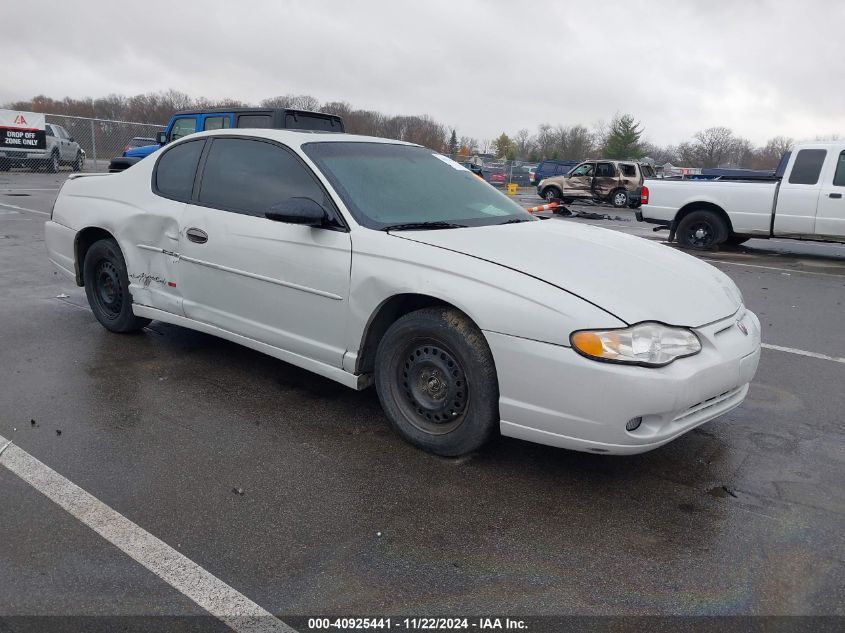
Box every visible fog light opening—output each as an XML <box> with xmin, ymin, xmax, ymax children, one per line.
<box><xmin>626</xmin><ymin>416</ymin><xmax>643</xmax><ymax>432</ymax></box>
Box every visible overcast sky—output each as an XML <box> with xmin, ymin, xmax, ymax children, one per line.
<box><xmin>2</xmin><ymin>0</ymin><xmax>842</xmax><ymax>146</ymax></box>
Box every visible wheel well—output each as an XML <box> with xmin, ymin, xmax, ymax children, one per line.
<box><xmin>356</xmin><ymin>294</ymin><xmax>457</xmax><ymax>375</ymax></box>
<box><xmin>74</xmin><ymin>227</ymin><xmax>115</xmax><ymax>286</ymax></box>
<box><xmin>676</xmin><ymin>201</ymin><xmax>734</xmax><ymax>235</ymax></box>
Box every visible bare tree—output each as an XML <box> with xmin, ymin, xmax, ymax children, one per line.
<box><xmin>692</xmin><ymin>127</ymin><xmax>736</xmax><ymax>167</ymax></box>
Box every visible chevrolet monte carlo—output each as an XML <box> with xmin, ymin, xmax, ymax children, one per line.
<box><xmin>45</xmin><ymin>129</ymin><xmax>761</xmax><ymax>456</ymax></box>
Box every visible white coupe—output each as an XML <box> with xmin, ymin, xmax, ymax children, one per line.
<box><xmin>45</xmin><ymin>129</ymin><xmax>761</xmax><ymax>456</ymax></box>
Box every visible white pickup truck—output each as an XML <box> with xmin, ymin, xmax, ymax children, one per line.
<box><xmin>637</xmin><ymin>141</ymin><xmax>845</xmax><ymax>248</ymax></box>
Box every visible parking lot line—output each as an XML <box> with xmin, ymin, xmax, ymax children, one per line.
<box><xmin>707</xmin><ymin>259</ymin><xmax>845</xmax><ymax>278</ymax></box>
<box><xmin>761</xmin><ymin>343</ymin><xmax>845</xmax><ymax>365</ymax></box>
<box><xmin>0</xmin><ymin>434</ymin><xmax>295</xmax><ymax>633</ymax></box>
<box><xmin>0</xmin><ymin>201</ymin><xmax>50</xmax><ymax>216</ymax></box>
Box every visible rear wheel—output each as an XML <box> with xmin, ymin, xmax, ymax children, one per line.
<box><xmin>83</xmin><ymin>238</ymin><xmax>150</xmax><ymax>333</ymax></box>
<box><xmin>542</xmin><ymin>186</ymin><xmax>562</xmax><ymax>202</ymax></box>
<box><xmin>374</xmin><ymin>307</ymin><xmax>499</xmax><ymax>456</ymax></box>
<box><xmin>676</xmin><ymin>209</ymin><xmax>728</xmax><ymax>249</ymax></box>
<box><xmin>611</xmin><ymin>189</ymin><xmax>629</xmax><ymax>208</ymax></box>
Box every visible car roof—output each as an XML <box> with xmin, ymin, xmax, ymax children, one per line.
<box><xmin>182</xmin><ymin>127</ymin><xmax>418</xmax><ymax>147</ymax></box>
<box><xmin>171</xmin><ymin>107</ymin><xmax>338</xmax><ymax>117</ymax></box>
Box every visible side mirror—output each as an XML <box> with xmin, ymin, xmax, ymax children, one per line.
<box><xmin>157</xmin><ymin>131</ymin><xmax>168</xmax><ymax>145</ymax></box>
<box><xmin>265</xmin><ymin>197</ymin><xmax>328</xmax><ymax>227</ymax></box>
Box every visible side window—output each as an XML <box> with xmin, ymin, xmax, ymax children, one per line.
<box><xmin>789</xmin><ymin>149</ymin><xmax>827</xmax><ymax>185</ymax></box>
<box><xmin>620</xmin><ymin>164</ymin><xmax>637</xmax><ymax>177</ymax></box>
<box><xmin>571</xmin><ymin>163</ymin><xmax>595</xmax><ymax>177</ymax></box>
<box><xmin>236</xmin><ymin>115</ymin><xmax>272</xmax><ymax>128</ymax></box>
<box><xmin>198</xmin><ymin>138</ymin><xmax>326</xmax><ymax>217</ymax></box>
<box><xmin>833</xmin><ymin>151</ymin><xmax>845</xmax><ymax>187</ymax></box>
<box><xmin>596</xmin><ymin>163</ymin><xmax>616</xmax><ymax>177</ymax></box>
<box><xmin>45</xmin><ymin>125</ymin><xmax>54</xmax><ymax>137</ymax></box>
<box><xmin>154</xmin><ymin>139</ymin><xmax>205</xmax><ymax>200</ymax></box>
<box><xmin>203</xmin><ymin>116</ymin><xmax>230</xmax><ymax>131</ymax></box>
<box><xmin>169</xmin><ymin>118</ymin><xmax>197</xmax><ymax>142</ymax></box>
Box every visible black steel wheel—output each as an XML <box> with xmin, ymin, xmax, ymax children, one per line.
<box><xmin>83</xmin><ymin>238</ymin><xmax>150</xmax><ymax>333</ymax></box>
<box><xmin>375</xmin><ymin>307</ymin><xmax>499</xmax><ymax>456</ymax></box>
<box><xmin>676</xmin><ymin>210</ymin><xmax>728</xmax><ymax>250</ymax></box>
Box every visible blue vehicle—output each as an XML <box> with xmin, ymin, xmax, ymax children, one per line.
<box><xmin>108</xmin><ymin>107</ymin><xmax>344</xmax><ymax>172</ymax></box>
<box><xmin>528</xmin><ymin>159</ymin><xmax>581</xmax><ymax>185</ymax></box>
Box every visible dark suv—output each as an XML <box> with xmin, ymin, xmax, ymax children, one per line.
<box><xmin>529</xmin><ymin>159</ymin><xmax>581</xmax><ymax>185</ymax></box>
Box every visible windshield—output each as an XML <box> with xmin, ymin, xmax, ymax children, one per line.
<box><xmin>302</xmin><ymin>142</ymin><xmax>533</xmax><ymax>229</ymax></box>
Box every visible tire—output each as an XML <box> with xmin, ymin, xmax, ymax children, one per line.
<box><xmin>83</xmin><ymin>238</ymin><xmax>151</xmax><ymax>333</ymax></box>
<box><xmin>610</xmin><ymin>189</ymin><xmax>629</xmax><ymax>208</ymax></box>
<box><xmin>725</xmin><ymin>235</ymin><xmax>750</xmax><ymax>246</ymax></box>
<box><xmin>676</xmin><ymin>209</ymin><xmax>728</xmax><ymax>250</ymax></box>
<box><xmin>46</xmin><ymin>151</ymin><xmax>59</xmax><ymax>173</ymax></box>
<box><xmin>374</xmin><ymin>307</ymin><xmax>499</xmax><ymax>457</ymax></box>
<box><xmin>541</xmin><ymin>186</ymin><xmax>562</xmax><ymax>202</ymax></box>
<box><xmin>72</xmin><ymin>152</ymin><xmax>83</xmax><ymax>172</ymax></box>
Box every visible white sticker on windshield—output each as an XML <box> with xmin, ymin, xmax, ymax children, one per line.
<box><xmin>432</xmin><ymin>153</ymin><xmax>470</xmax><ymax>171</ymax></box>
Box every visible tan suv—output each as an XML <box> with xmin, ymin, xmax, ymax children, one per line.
<box><xmin>537</xmin><ymin>160</ymin><xmax>654</xmax><ymax>208</ymax></box>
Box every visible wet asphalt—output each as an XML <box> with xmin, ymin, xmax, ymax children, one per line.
<box><xmin>0</xmin><ymin>171</ymin><xmax>843</xmax><ymax>624</ymax></box>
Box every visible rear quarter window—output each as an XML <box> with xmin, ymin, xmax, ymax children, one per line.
<box><xmin>236</xmin><ymin>115</ymin><xmax>273</xmax><ymax>128</ymax></box>
<box><xmin>789</xmin><ymin>149</ymin><xmax>827</xmax><ymax>185</ymax></box>
<box><xmin>154</xmin><ymin>139</ymin><xmax>205</xmax><ymax>201</ymax></box>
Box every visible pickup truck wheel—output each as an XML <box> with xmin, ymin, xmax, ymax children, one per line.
<box><xmin>542</xmin><ymin>186</ymin><xmax>561</xmax><ymax>201</ymax></box>
<box><xmin>46</xmin><ymin>152</ymin><xmax>59</xmax><ymax>173</ymax></box>
<box><xmin>677</xmin><ymin>210</ymin><xmax>728</xmax><ymax>249</ymax></box>
<box><xmin>374</xmin><ymin>307</ymin><xmax>499</xmax><ymax>457</ymax></box>
<box><xmin>83</xmin><ymin>239</ymin><xmax>151</xmax><ymax>333</ymax></box>
<box><xmin>611</xmin><ymin>189</ymin><xmax>629</xmax><ymax>208</ymax></box>
<box><xmin>72</xmin><ymin>152</ymin><xmax>83</xmax><ymax>172</ymax></box>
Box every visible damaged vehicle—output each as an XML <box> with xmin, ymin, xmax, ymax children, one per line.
<box><xmin>538</xmin><ymin>159</ymin><xmax>654</xmax><ymax>208</ymax></box>
<box><xmin>45</xmin><ymin>129</ymin><xmax>760</xmax><ymax>456</ymax></box>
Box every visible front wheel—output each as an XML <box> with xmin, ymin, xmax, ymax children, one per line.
<box><xmin>83</xmin><ymin>238</ymin><xmax>151</xmax><ymax>333</ymax></box>
<box><xmin>541</xmin><ymin>186</ymin><xmax>561</xmax><ymax>202</ymax></box>
<box><xmin>72</xmin><ymin>152</ymin><xmax>84</xmax><ymax>172</ymax></box>
<box><xmin>611</xmin><ymin>189</ymin><xmax>629</xmax><ymax>208</ymax></box>
<box><xmin>374</xmin><ymin>307</ymin><xmax>499</xmax><ymax>456</ymax></box>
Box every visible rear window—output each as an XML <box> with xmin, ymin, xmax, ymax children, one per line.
<box><xmin>789</xmin><ymin>149</ymin><xmax>827</xmax><ymax>185</ymax></box>
<box><xmin>154</xmin><ymin>139</ymin><xmax>204</xmax><ymax>200</ymax></box>
<box><xmin>236</xmin><ymin>115</ymin><xmax>273</xmax><ymax>129</ymax></box>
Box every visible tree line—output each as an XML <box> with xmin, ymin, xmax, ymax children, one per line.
<box><xmin>5</xmin><ymin>91</ymin><xmax>839</xmax><ymax>170</ymax></box>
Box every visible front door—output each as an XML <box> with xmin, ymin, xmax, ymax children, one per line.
<box><xmin>562</xmin><ymin>162</ymin><xmax>595</xmax><ymax>197</ymax></box>
<box><xmin>178</xmin><ymin>136</ymin><xmax>352</xmax><ymax>367</ymax></box>
<box><xmin>815</xmin><ymin>149</ymin><xmax>845</xmax><ymax>238</ymax></box>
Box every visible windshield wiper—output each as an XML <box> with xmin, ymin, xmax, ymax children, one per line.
<box><xmin>380</xmin><ymin>221</ymin><xmax>467</xmax><ymax>231</ymax></box>
<box><xmin>498</xmin><ymin>217</ymin><xmax>532</xmax><ymax>225</ymax></box>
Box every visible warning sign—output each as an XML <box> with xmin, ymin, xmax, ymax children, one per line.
<box><xmin>0</xmin><ymin>109</ymin><xmax>46</xmax><ymax>151</ymax></box>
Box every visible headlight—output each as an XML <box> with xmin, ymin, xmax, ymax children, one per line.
<box><xmin>571</xmin><ymin>322</ymin><xmax>701</xmax><ymax>367</ymax></box>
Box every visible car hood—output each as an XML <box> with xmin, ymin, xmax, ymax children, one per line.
<box><xmin>395</xmin><ymin>220</ymin><xmax>741</xmax><ymax>327</ymax></box>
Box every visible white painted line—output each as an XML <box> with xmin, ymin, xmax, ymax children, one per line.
<box><xmin>705</xmin><ymin>259</ymin><xmax>845</xmax><ymax>279</ymax></box>
<box><xmin>0</xmin><ymin>201</ymin><xmax>50</xmax><ymax>216</ymax></box>
<box><xmin>762</xmin><ymin>343</ymin><xmax>845</xmax><ymax>365</ymax></box>
<box><xmin>0</xmin><ymin>435</ymin><xmax>295</xmax><ymax>633</ymax></box>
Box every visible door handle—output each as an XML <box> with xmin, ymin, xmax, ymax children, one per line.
<box><xmin>186</xmin><ymin>228</ymin><xmax>208</xmax><ymax>244</ymax></box>
<box><xmin>830</xmin><ymin>193</ymin><xmax>842</xmax><ymax>199</ymax></box>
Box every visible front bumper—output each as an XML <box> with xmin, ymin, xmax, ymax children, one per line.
<box><xmin>485</xmin><ymin>309</ymin><xmax>761</xmax><ymax>455</ymax></box>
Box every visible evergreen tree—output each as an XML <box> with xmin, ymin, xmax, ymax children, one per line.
<box><xmin>604</xmin><ymin>114</ymin><xmax>644</xmax><ymax>159</ymax></box>
<box><xmin>448</xmin><ymin>129</ymin><xmax>458</xmax><ymax>156</ymax></box>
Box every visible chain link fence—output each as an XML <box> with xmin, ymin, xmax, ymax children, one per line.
<box><xmin>43</xmin><ymin>114</ymin><xmax>165</xmax><ymax>172</ymax></box>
